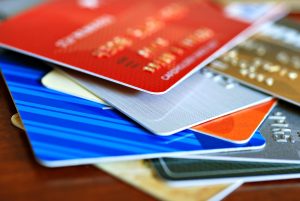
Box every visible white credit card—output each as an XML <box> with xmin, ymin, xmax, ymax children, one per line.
<box><xmin>41</xmin><ymin>68</ymin><xmax>108</xmax><ymax>105</ymax></box>
<box><xmin>45</xmin><ymin>67</ymin><xmax>271</xmax><ymax>135</ymax></box>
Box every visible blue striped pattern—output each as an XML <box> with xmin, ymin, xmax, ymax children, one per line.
<box><xmin>0</xmin><ymin>55</ymin><xmax>265</xmax><ymax>167</ymax></box>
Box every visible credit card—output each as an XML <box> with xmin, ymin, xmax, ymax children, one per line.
<box><xmin>0</xmin><ymin>53</ymin><xmax>266</xmax><ymax>167</ymax></box>
<box><xmin>0</xmin><ymin>0</ymin><xmax>43</xmax><ymax>19</ymax></box>
<box><xmin>215</xmin><ymin>1</ymin><xmax>300</xmax><ymax>13</ymax></box>
<box><xmin>0</xmin><ymin>0</ymin><xmax>284</xmax><ymax>93</ymax></box>
<box><xmin>11</xmin><ymin>113</ymin><xmax>24</xmax><ymax>130</ymax></box>
<box><xmin>191</xmin><ymin>99</ymin><xmax>276</xmax><ymax>143</ymax></box>
<box><xmin>151</xmin><ymin>158</ymin><xmax>300</xmax><ymax>186</ymax></box>
<box><xmin>42</xmin><ymin>69</ymin><xmax>108</xmax><ymax>105</ymax></box>
<box><xmin>180</xmin><ymin>101</ymin><xmax>300</xmax><ymax>164</ymax></box>
<box><xmin>96</xmin><ymin>160</ymin><xmax>242</xmax><ymax>201</ymax></box>
<box><xmin>210</xmin><ymin>18</ymin><xmax>300</xmax><ymax>106</ymax></box>
<box><xmin>57</xmin><ymin>68</ymin><xmax>271</xmax><ymax>135</ymax></box>
<box><xmin>10</xmin><ymin>114</ymin><xmax>243</xmax><ymax>201</ymax></box>
<box><xmin>42</xmin><ymin>68</ymin><xmax>275</xmax><ymax>142</ymax></box>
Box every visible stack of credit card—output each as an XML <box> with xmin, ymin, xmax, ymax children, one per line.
<box><xmin>0</xmin><ymin>1</ymin><xmax>300</xmax><ymax>200</ymax></box>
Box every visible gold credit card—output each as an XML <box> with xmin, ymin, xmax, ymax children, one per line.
<box><xmin>96</xmin><ymin>160</ymin><xmax>241</xmax><ymax>201</ymax></box>
<box><xmin>210</xmin><ymin>18</ymin><xmax>300</xmax><ymax>106</ymax></box>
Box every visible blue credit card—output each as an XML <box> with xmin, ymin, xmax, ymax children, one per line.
<box><xmin>0</xmin><ymin>53</ymin><xmax>266</xmax><ymax>167</ymax></box>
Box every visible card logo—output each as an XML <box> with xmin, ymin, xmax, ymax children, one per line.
<box><xmin>78</xmin><ymin>0</ymin><xmax>101</xmax><ymax>9</ymax></box>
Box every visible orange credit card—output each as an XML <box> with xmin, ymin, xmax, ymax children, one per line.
<box><xmin>191</xmin><ymin>99</ymin><xmax>277</xmax><ymax>144</ymax></box>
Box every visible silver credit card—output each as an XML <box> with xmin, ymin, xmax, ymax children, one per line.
<box><xmin>0</xmin><ymin>0</ymin><xmax>43</xmax><ymax>19</ymax></box>
<box><xmin>61</xmin><ymin>68</ymin><xmax>271</xmax><ymax>135</ymax></box>
<box><xmin>182</xmin><ymin>101</ymin><xmax>300</xmax><ymax>164</ymax></box>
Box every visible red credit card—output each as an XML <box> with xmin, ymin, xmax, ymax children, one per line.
<box><xmin>0</xmin><ymin>0</ymin><xmax>260</xmax><ymax>93</ymax></box>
